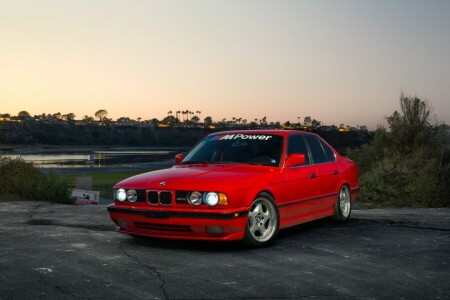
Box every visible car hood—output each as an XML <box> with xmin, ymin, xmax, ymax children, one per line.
<box><xmin>115</xmin><ymin>164</ymin><xmax>276</xmax><ymax>191</ymax></box>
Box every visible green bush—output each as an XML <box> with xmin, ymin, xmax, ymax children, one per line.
<box><xmin>0</xmin><ymin>156</ymin><xmax>73</xmax><ymax>204</ymax></box>
<box><xmin>348</xmin><ymin>94</ymin><xmax>450</xmax><ymax>207</ymax></box>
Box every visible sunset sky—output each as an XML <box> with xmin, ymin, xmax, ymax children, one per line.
<box><xmin>1</xmin><ymin>0</ymin><xmax>449</xmax><ymax>129</ymax></box>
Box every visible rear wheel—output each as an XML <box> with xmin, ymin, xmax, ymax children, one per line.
<box><xmin>333</xmin><ymin>185</ymin><xmax>351</xmax><ymax>222</ymax></box>
<box><xmin>243</xmin><ymin>193</ymin><xmax>279</xmax><ymax>247</ymax></box>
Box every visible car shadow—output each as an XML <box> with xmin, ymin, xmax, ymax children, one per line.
<box><xmin>124</xmin><ymin>218</ymin><xmax>353</xmax><ymax>252</ymax></box>
<box><xmin>277</xmin><ymin>218</ymin><xmax>332</xmax><ymax>239</ymax></box>
<box><xmin>127</xmin><ymin>234</ymin><xmax>247</xmax><ymax>252</ymax></box>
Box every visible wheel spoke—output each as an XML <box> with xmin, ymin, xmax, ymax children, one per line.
<box><xmin>249</xmin><ymin>210</ymin><xmax>257</xmax><ymax>218</ymax></box>
<box><xmin>253</xmin><ymin>203</ymin><xmax>262</xmax><ymax>214</ymax></box>
<box><xmin>251</xmin><ymin>224</ymin><xmax>259</xmax><ymax>236</ymax></box>
<box><xmin>262</xmin><ymin>207</ymin><xmax>271</xmax><ymax>219</ymax></box>
<box><xmin>263</xmin><ymin>219</ymin><xmax>270</xmax><ymax>230</ymax></box>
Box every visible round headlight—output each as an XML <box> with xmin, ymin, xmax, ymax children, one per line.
<box><xmin>204</xmin><ymin>192</ymin><xmax>219</xmax><ymax>206</ymax></box>
<box><xmin>188</xmin><ymin>191</ymin><xmax>203</xmax><ymax>205</ymax></box>
<box><xmin>127</xmin><ymin>189</ymin><xmax>137</xmax><ymax>202</ymax></box>
<box><xmin>116</xmin><ymin>189</ymin><xmax>126</xmax><ymax>202</ymax></box>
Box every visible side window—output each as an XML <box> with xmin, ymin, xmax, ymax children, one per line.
<box><xmin>287</xmin><ymin>134</ymin><xmax>310</xmax><ymax>165</ymax></box>
<box><xmin>304</xmin><ymin>134</ymin><xmax>328</xmax><ymax>164</ymax></box>
<box><xmin>319</xmin><ymin>138</ymin><xmax>336</xmax><ymax>162</ymax></box>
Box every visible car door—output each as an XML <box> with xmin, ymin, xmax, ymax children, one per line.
<box><xmin>304</xmin><ymin>134</ymin><xmax>340</xmax><ymax>209</ymax></box>
<box><xmin>282</xmin><ymin>134</ymin><xmax>319</xmax><ymax>226</ymax></box>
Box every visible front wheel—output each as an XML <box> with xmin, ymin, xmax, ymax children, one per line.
<box><xmin>243</xmin><ymin>193</ymin><xmax>280</xmax><ymax>247</ymax></box>
<box><xmin>333</xmin><ymin>185</ymin><xmax>352</xmax><ymax>222</ymax></box>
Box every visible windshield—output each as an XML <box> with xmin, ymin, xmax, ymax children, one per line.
<box><xmin>182</xmin><ymin>133</ymin><xmax>283</xmax><ymax>167</ymax></box>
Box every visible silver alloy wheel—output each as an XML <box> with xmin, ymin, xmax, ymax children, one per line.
<box><xmin>247</xmin><ymin>197</ymin><xmax>278</xmax><ymax>242</ymax></box>
<box><xmin>339</xmin><ymin>185</ymin><xmax>351</xmax><ymax>218</ymax></box>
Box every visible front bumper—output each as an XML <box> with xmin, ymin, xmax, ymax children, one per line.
<box><xmin>107</xmin><ymin>205</ymin><xmax>249</xmax><ymax>241</ymax></box>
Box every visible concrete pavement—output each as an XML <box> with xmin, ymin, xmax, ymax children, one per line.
<box><xmin>0</xmin><ymin>201</ymin><xmax>449</xmax><ymax>299</ymax></box>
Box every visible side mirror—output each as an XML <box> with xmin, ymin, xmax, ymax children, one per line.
<box><xmin>174</xmin><ymin>153</ymin><xmax>186</xmax><ymax>164</ymax></box>
<box><xmin>285</xmin><ymin>154</ymin><xmax>305</xmax><ymax>167</ymax></box>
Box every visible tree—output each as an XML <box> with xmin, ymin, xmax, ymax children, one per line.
<box><xmin>18</xmin><ymin>111</ymin><xmax>31</xmax><ymax>120</ymax></box>
<box><xmin>162</xmin><ymin>115</ymin><xmax>178</xmax><ymax>126</ymax></box>
<box><xmin>63</xmin><ymin>113</ymin><xmax>76</xmax><ymax>122</ymax></box>
<box><xmin>386</xmin><ymin>93</ymin><xmax>433</xmax><ymax>153</ymax></box>
<box><xmin>52</xmin><ymin>112</ymin><xmax>62</xmax><ymax>120</ymax></box>
<box><xmin>83</xmin><ymin>115</ymin><xmax>94</xmax><ymax>123</ymax></box>
<box><xmin>117</xmin><ymin>117</ymin><xmax>132</xmax><ymax>123</ymax></box>
<box><xmin>95</xmin><ymin>109</ymin><xmax>108</xmax><ymax>121</ymax></box>
<box><xmin>348</xmin><ymin>93</ymin><xmax>449</xmax><ymax>207</ymax></box>
<box><xmin>282</xmin><ymin>121</ymin><xmax>292</xmax><ymax>128</ymax></box>
<box><xmin>204</xmin><ymin>116</ymin><xmax>213</xmax><ymax>127</ymax></box>
<box><xmin>311</xmin><ymin>119</ymin><xmax>322</xmax><ymax>130</ymax></box>
<box><xmin>191</xmin><ymin>116</ymin><xmax>200</xmax><ymax>123</ymax></box>
<box><xmin>304</xmin><ymin>116</ymin><xmax>312</xmax><ymax>127</ymax></box>
<box><xmin>150</xmin><ymin>118</ymin><xmax>159</xmax><ymax>127</ymax></box>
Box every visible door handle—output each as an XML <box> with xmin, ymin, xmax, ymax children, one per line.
<box><xmin>333</xmin><ymin>170</ymin><xmax>339</xmax><ymax>175</ymax></box>
<box><xmin>310</xmin><ymin>173</ymin><xmax>316</xmax><ymax>178</ymax></box>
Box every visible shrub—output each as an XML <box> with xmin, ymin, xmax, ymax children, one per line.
<box><xmin>348</xmin><ymin>94</ymin><xmax>450</xmax><ymax>207</ymax></box>
<box><xmin>0</xmin><ymin>156</ymin><xmax>73</xmax><ymax>204</ymax></box>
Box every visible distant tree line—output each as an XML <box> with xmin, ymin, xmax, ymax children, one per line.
<box><xmin>0</xmin><ymin>118</ymin><xmax>371</xmax><ymax>150</ymax></box>
<box><xmin>0</xmin><ymin>109</ymin><xmax>367</xmax><ymax>132</ymax></box>
<box><xmin>0</xmin><ymin>109</ymin><xmax>372</xmax><ymax>149</ymax></box>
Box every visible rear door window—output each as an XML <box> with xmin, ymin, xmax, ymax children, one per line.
<box><xmin>304</xmin><ymin>134</ymin><xmax>328</xmax><ymax>164</ymax></box>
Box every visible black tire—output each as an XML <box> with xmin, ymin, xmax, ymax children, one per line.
<box><xmin>333</xmin><ymin>185</ymin><xmax>352</xmax><ymax>222</ymax></box>
<box><xmin>242</xmin><ymin>193</ymin><xmax>280</xmax><ymax>247</ymax></box>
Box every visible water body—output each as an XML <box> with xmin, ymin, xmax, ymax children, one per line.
<box><xmin>0</xmin><ymin>146</ymin><xmax>190</xmax><ymax>169</ymax></box>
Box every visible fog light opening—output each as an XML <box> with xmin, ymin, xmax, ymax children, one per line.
<box><xmin>206</xmin><ymin>226</ymin><xmax>224</xmax><ymax>234</ymax></box>
<box><xmin>114</xmin><ymin>219</ymin><xmax>128</xmax><ymax>228</ymax></box>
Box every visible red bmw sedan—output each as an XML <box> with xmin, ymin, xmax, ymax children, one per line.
<box><xmin>107</xmin><ymin>130</ymin><xmax>359</xmax><ymax>247</ymax></box>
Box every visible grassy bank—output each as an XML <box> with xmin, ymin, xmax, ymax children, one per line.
<box><xmin>62</xmin><ymin>167</ymin><xmax>164</xmax><ymax>200</ymax></box>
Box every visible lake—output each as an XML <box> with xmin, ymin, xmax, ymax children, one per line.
<box><xmin>0</xmin><ymin>146</ymin><xmax>190</xmax><ymax>169</ymax></box>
